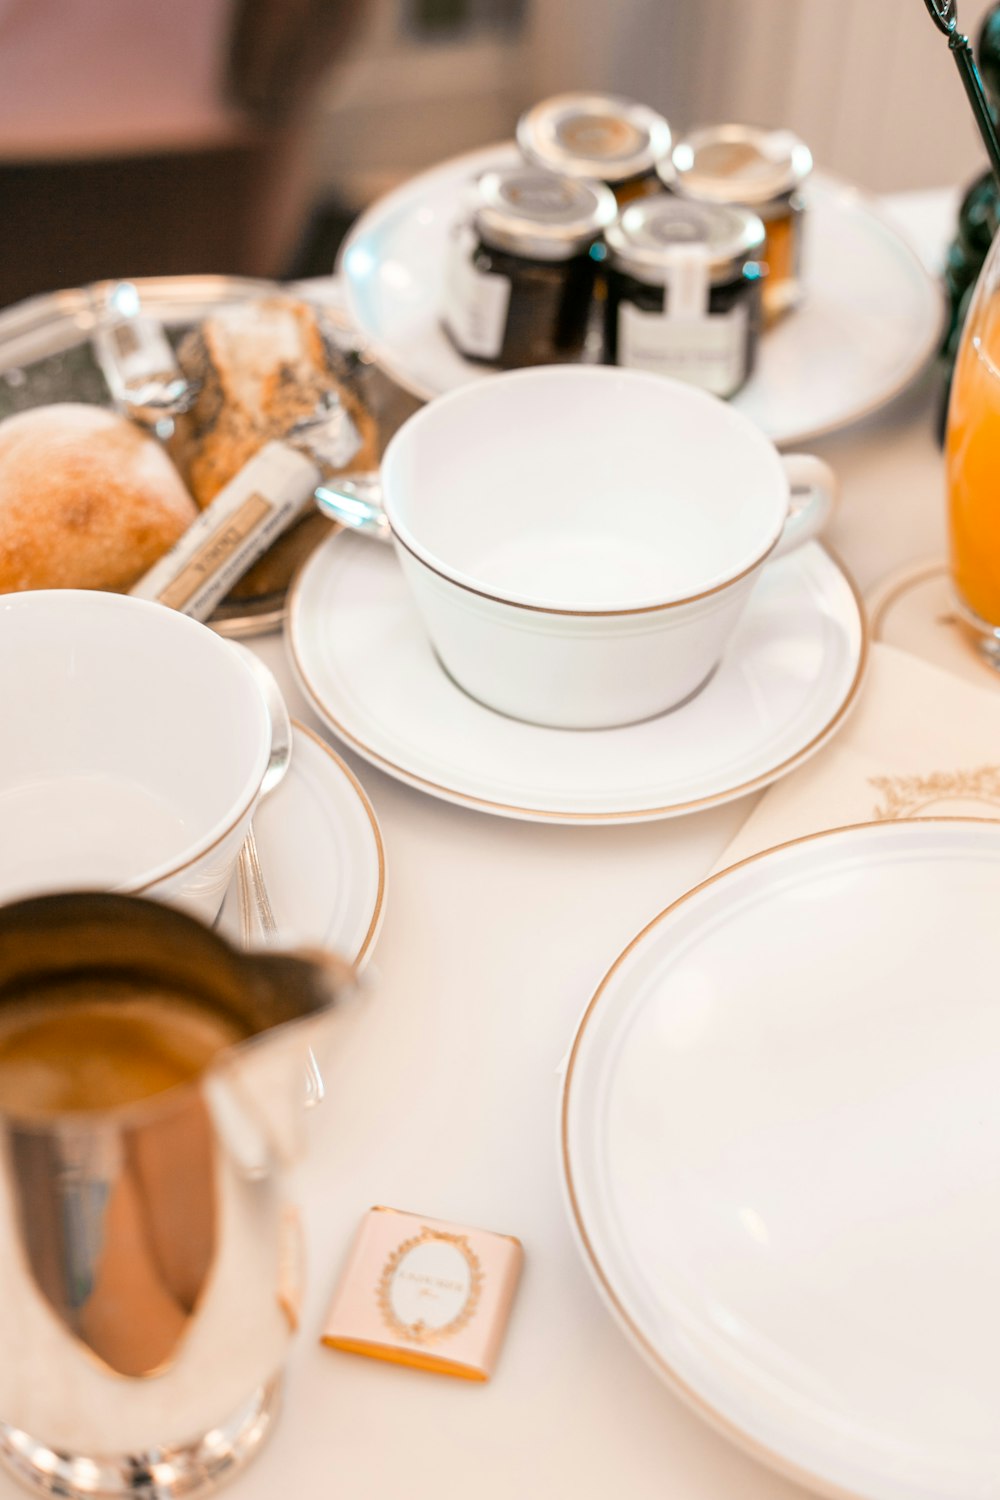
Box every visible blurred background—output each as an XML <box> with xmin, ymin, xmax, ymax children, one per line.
<box><xmin>0</xmin><ymin>0</ymin><xmax>996</xmax><ymax>310</ymax></box>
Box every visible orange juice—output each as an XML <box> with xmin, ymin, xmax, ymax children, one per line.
<box><xmin>947</xmin><ymin>289</ymin><xmax>1000</xmax><ymax>628</ymax></box>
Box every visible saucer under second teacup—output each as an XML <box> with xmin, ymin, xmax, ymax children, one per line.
<box><xmin>286</xmin><ymin>530</ymin><xmax>867</xmax><ymax>824</ymax></box>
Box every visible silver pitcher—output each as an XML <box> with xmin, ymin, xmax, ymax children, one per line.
<box><xmin>0</xmin><ymin>892</ymin><xmax>355</xmax><ymax>1500</ymax></box>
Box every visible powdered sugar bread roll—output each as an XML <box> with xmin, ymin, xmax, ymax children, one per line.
<box><xmin>0</xmin><ymin>403</ymin><xmax>197</xmax><ymax>592</ymax></box>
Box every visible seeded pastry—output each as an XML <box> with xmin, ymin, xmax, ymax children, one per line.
<box><xmin>168</xmin><ymin>295</ymin><xmax>378</xmax><ymax>508</ymax></box>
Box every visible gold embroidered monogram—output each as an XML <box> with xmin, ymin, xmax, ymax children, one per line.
<box><xmin>870</xmin><ymin>764</ymin><xmax>1000</xmax><ymax>819</ymax></box>
<box><xmin>377</xmin><ymin>1228</ymin><xmax>484</xmax><ymax>1346</ymax></box>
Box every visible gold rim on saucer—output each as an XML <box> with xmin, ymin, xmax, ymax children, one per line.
<box><xmin>290</xmin><ymin>719</ymin><xmax>386</xmax><ymax>969</ymax></box>
<box><xmin>285</xmin><ymin>539</ymin><xmax>870</xmax><ymax>824</ymax></box>
<box><xmin>867</xmin><ymin>557</ymin><xmax>950</xmax><ymax>639</ymax></box>
<box><xmin>867</xmin><ymin>556</ymin><xmax>1000</xmax><ymax>687</ymax></box>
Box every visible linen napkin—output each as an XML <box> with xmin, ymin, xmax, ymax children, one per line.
<box><xmin>714</xmin><ymin>639</ymin><xmax>1000</xmax><ymax>872</ymax></box>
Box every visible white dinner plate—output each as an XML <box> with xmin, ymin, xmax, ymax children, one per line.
<box><xmin>218</xmin><ymin>720</ymin><xmax>385</xmax><ymax>964</ymax></box>
<box><xmin>562</xmin><ymin>818</ymin><xmax>1000</xmax><ymax>1500</ymax></box>
<box><xmin>286</xmin><ymin>532</ymin><xmax>867</xmax><ymax>824</ymax></box>
<box><xmin>338</xmin><ymin>144</ymin><xmax>944</xmax><ymax>448</ymax></box>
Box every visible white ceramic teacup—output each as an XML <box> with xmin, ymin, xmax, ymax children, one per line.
<box><xmin>371</xmin><ymin>366</ymin><xmax>837</xmax><ymax>729</ymax></box>
<box><xmin>0</xmin><ymin>590</ymin><xmax>271</xmax><ymax>919</ymax></box>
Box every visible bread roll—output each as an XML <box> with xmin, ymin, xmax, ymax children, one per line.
<box><xmin>0</xmin><ymin>403</ymin><xmax>197</xmax><ymax>593</ymax></box>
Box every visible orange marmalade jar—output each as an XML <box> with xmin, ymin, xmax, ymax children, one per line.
<box><xmin>517</xmin><ymin>93</ymin><xmax>673</xmax><ymax>207</ymax></box>
<box><xmin>666</xmin><ymin>125</ymin><xmax>812</xmax><ymax>323</ymax></box>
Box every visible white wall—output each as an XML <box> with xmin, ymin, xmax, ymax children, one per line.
<box><xmin>311</xmin><ymin>0</ymin><xmax>1000</xmax><ymax>205</ymax></box>
<box><xmin>524</xmin><ymin>0</ymin><xmax>1000</xmax><ymax>193</ymax></box>
<box><xmin>311</xmin><ymin>0</ymin><xmax>527</xmax><ymax>206</ymax></box>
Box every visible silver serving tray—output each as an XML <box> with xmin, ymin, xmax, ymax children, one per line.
<box><xmin>0</xmin><ymin>274</ymin><xmax>406</xmax><ymax>637</ymax></box>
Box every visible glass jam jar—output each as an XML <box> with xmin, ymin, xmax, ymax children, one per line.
<box><xmin>666</xmin><ymin>125</ymin><xmax>812</xmax><ymax>322</ymax></box>
<box><xmin>603</xmin><ymin>195</ymin><xmax>765</xmax><ymax>398</ymax></box>
<box><xmin>516</xmin><ymin>93</ymin><xmax>672</xmax><ymax>206</ymax></box>
<box><xmin>442</xmin><ymin>166</ymin><xmax>616</xmax><ymax>369</ymax></box>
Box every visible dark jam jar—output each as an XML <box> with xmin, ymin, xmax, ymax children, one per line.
<box><xmin>604</xmin><ymin>196</ymin><xmax>765</xmax><ymax>398</ymax></box>
<box><xmin>516</xmin><ymin>93</ymin><xmax>672</xmax><ymax>206</ymax></box>
<box><xmin>667</xmin><ymin>125</ymin><xmax>812</xmax><ymax>323</ymax></box>
<box><xmin>442</xmin><ymin>167</ymin><xmax>616</xmax><ymax>369</ymax></box>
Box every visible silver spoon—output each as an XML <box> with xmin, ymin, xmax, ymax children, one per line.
<box><xmin>229</xmin><ymin>649</ymin><xmax>325</xmax><ymax>1106</ymax></box>
<box><xmin>315</xmin><ymin>472</ymin><xmax>391</xmax><ymax>542</ymax></box>
<box><xmin>230</xmin><ymin>646</ymin><xmax>293</xmax><ymax>947</ymax></box>
<box><xmin>921</xmin><ymin>0</ymin><xmax>1000</xmax><ymax>191</ymax></box>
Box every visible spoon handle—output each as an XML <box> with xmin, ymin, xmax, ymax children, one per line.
<box><xmin>235</xmin><ymin>843</ymin><xmax>325</xmax><ymax>1107</ymax></box>
<box><xmin>953</xmin><ymin>31</ymin><xmax>1000</xmax><ymax>186</ymax></box>
<box><xmin>922</xmin><ymin>0</ymin><xmax>1000</xmax><ymax>191</ymax></box>
<box><xmin>237</xmin><ymin>828</ymin><xmax>278</xmax><ymax>945</ymax></box>
<box><xmin>315</xmin><ymin>473</ymin><xmax>391</xmax><ymax>542</ymax></box>
<box><xmin>923</xmin><ymin>0</ymin><xmax>957</xmax><ymax>34</ymax></box>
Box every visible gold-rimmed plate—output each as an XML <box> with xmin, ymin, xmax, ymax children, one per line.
<box><xmin>562</xmin><ymin>817</ymin><xmax>1000</xmax><ymax>1500</ymax></box>
<box><xmin>285</xmin><ymin>530</ymin><xmax>867</xmax><ymax>824</ymax></box>
<box><xmin>338</xmin><ymin>144</ymin><xmax>945</xmax><ymax>448</ymax></box>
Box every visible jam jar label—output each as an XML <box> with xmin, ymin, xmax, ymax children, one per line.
<box><xmin>617</xmin><ymin>299</ymin><xmax>749</xmax><ymax>397</ymax></box>
<box><xmin>443</xmin><ymin>225</ymin><xmax>511</xmax><ymax>361</ymax></box>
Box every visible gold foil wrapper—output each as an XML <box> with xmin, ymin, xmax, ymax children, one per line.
<box><xmin>321</xmin><ymin>1206</ymin><xmax>523</xmax><ymax>1381</ymax></box>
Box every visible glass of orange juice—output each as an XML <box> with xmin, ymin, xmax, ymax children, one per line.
<box><xmin>947</xmin><ymin>229</ymin><xmax>1000</xmax><ymax>662</ymax></box>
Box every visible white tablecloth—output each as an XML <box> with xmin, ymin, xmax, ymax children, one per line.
<box><xmin>0</xmin><ymin>189</ymin><xmax>963</xmax><ymax>1500</ymax></box>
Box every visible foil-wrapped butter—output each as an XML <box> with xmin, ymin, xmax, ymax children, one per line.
<box><xmin>130</xmin><ymin>441</ymin><xmax>320</xmax><ymax>619</ymax></box>
<box><xmin>92</xmin><ymin>281</ymin><xmax>197</xmax><ymax>428</ymax></box>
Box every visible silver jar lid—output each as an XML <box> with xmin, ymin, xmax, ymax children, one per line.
<box><xmin>471</xmin><ymin>167</ymin><xmax>617</xmax><ymax>261</ymax></box>
<box><xmin>517</xmin><ymin>93</ymin><xmax>673</xmax><ymax>184</ymax></box>
<box><xmin>669</xmin><ymin>125</ymin><xmax>813</xmax><ymax>205</ymax></box>
<box><xmin>604</xmin><ymin>195</ymin><xmax>766</xmax><ymax>284</ymax></box>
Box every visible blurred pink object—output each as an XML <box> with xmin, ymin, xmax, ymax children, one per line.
<box><xmin>0</xmin><ymin>0</ymin><xmax>368</xmax><ymax>304</ymax></box>
<box><xmin>0</xmin><ymin>0</ymin><xmax>240</xmax><ymax>158</ymax></box>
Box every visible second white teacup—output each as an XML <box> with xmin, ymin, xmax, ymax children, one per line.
<box><xmin>351</xmin><ymin>366</ymin><xmax>836</xmax><ymax>729</ymax></box>
<box><xmin>0</xmin><ymin>590</ymin><xmax>272</xmax><ymax>919</ymax></box>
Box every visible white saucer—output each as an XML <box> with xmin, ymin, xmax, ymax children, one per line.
<box><xmin>218</xmin><ymin>720</ymin><xmax>385</xmax><ymax>963</ymax></box>
<box><xmin>286</xmin><ymin>533</ymin><xmax>867</xmax><ymax>824</ymax></box>
<box><xmin>562</xmin><ymin>818</ymin><xmax>1000</xmax><ymax>1500</ymax></box>
<box><xmin>338</xmin><ymin>143</ymin><xmax>944</xmax><ymax>448</ymax></box>
<box><xmin>868</xmin><ymin>556</ymin><xmax>1000</xmax><ymax>690</ymax></box>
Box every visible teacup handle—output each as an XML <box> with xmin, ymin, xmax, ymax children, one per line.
<box><xmin>772</xmin><ymin>454</ymin><xmax>838</xmax><ymax>560</ymax></box>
